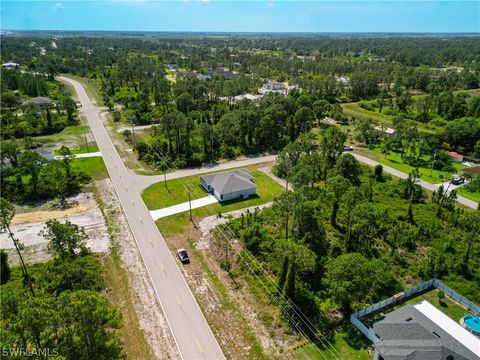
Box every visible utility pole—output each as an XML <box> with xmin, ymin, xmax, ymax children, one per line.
<box><xmin>84</xmin><ymin>129</ymin><xmax>89</xmax><ymax>153</ymax></box>
<box><xmin>225</xmin><ymin>235</ymin><xmax>230</xmax><ymax>273</ymax></box>
<box><xmin>429</xmin><ymin>151</ymin><xmax>437</xmax><ymax>177</ymax></box>
<box><xmin>285</xmin><ymin>194</ymin><xmax>289</xmax><ymax>241</ymax></box>
<box><xmin>132</xmin><ymin>121</ymin><xmax>136</xmax><ymax>142</ymax></box>
<box><xmin>284</xmin><ymin>154</ymin><xmax>291</xmax><ymax>241</ymax></box>
<box><xmin>187</xmin><ymin>185</ymin><xmax>193</xmax><ymax>223</ymax></box>
<box><xmin>210</xmin><ymin>124</ymin><xmax>214</xmax><ymax>163</ymax></box>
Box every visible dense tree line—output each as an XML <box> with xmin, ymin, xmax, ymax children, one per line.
<box><xmin>225</xmin><ymin>132</ymin><xmax>479</xmax><ymax>332</ymax></box>
<box><xmin>0</xmin><ymin>141</ymin><xmax>90</xmax><ymax>204</ymax></box>
<box><xmin>0</xmin><ymin>199</ymin><xmax>123</xmax><ymax>359</ymax></box>
<box><xmin>1</xmin><ymin>70</ymin><xmax>78</xmax><ymax>139</ymax></box>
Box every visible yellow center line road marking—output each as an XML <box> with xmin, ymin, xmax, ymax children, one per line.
<box><xmin>175</xmin><ymin>294</ymin><xmax>181</xmax><ymax>305</ymax></box>
<box><xmin>195</xmin><ymin>338</ymin><xmax>204</xmax><ymax>353</ymax></box>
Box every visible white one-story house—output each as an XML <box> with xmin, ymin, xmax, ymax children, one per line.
<box><xmin>200</xmin><ymin>169</ymin><xmax>256</xmax><ymax>202</ymax></box>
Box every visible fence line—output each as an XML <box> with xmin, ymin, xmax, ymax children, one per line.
<box><xmin>350</xmin><ymin>278</ymin><xmax>480</xmax><ymax>344</ymax></box>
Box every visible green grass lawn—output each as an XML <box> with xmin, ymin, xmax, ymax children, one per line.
<box><xmin>149</xmin><ymin>168</ymin><xmax>284</xmax><ymax>236</ymax></box>
<box><xmin>142</xmin><ymin>167</ymin><xmax>283</xmax><ymax>210</ymax></box>
<box><xmin>401</xmin><ymin>289</ymin><xmax>473</xmax><ymax>322</ymax></box>
<box><xmin>355</xmin><ymin>147</ymin><xmax>480</xmax><ymax>203</ymax></box>
<box><xmin>53</xmin><ymin>144</ymin><xmax>99</xmax><ymax>155</ymax></box>
<box><xmin>71</xmin><ymin>157</ymin><xmax>108</xmax><ymax>180</ymax></box>
<box><xmin>293</xmin><ymin>333</ymin><xmax>371</xmax><ymax>360</ymax></box>
<box><xmin>342</xmin><ymin>102</ymin><xmax>437</xmax><ymax>134</ymax></box>
<box><xmin>355</xmin><ymin>146</ymin><xmax>464</xmax><ymax>184</ymax></box>
<box><xmin>34</xmin><ymin>124</ymin><xmax>90</xmax><ymax>144</ymax></box>
<box><xmin>342</xmin><ymin>102</ymin><xmax>395</xmax><ymax>124</ymax></box>
<box><xmin>456</xmin><ymin>187</ymin><xmax>480</xmax><ymax>203</ymax></box>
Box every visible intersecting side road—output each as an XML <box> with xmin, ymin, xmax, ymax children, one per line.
<box><xmin>59</xmin><ymin>76</ymin><xmax>225</xmax><ymax>360</ymax></box>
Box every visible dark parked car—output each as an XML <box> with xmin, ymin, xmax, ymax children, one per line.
<box><xmin>451</xmin><ymin>176</ymin><xmax>464</xmax><ymax>185</ymax></box>
<box><xmin>177</xmin><ymin>248</ymin><xmax>190</xmax><ymax>263</ymax></box>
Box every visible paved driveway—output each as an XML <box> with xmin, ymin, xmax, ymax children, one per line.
<box><xmin>150</xmin><ymin>195</ymin><xmax>219</xmax><ymax>221</ymax></box>
<box><xmin>54</xmin><ymin>151</ymin><xmax>102</xmax><ymax>159</ymax></box>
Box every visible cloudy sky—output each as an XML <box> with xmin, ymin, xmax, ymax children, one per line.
<box><xmin>2</xmin><ymin>1</ymin><xmax>479</xmax><ymax>33</ymax></box>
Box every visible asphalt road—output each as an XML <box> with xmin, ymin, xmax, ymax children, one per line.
<box><xmin>134</xmin><ymin>155</ymin><xmax>277</xmax><ymax>191</ymax></box>
<box><xmin>59</xmin><ymin>76</ymin><xmax>225</xmax><ymax>360</ymax></box>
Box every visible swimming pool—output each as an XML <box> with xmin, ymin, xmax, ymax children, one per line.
<box><xmin>462</xmin><ymin>315</ymin><xmax>480</xmax><ymax>336</ymax></box>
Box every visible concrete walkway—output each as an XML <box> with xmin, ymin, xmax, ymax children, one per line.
<box><xmin>54</xmin><ymin>151</ymin><xmax>102</xmax><ymax>159</ymax></box>
<box><xmin>149</xmin><ymin>195</ymin><xmax>218</xmax><ymax>221</ymax></box>
<box><xmin>134</xmin><ymin>154</ymin><xmax>277</xmax><ymax>191</ymax></box>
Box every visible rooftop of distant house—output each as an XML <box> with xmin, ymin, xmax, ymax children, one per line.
<box><xmin>30</xmin><ymin>96</ymin><xmax>53</xmax><ymax>106</ymax></box>
<box><xmin>448</xmin><ymin>151</ymin><xmax>464</xmax><ymax>159</ymax></box>
<box><xmin>372</xmin><ymin>300</ymin><xmax>480</xmax><ymax>360</ymax></box>
<box><xmin>2</xmin><ymin>62</ymin><xmax>20</xmax><ymax>68</ymax></box>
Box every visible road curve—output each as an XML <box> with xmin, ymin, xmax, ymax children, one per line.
<box><xmin>59</xmin><ymin>76</ymin><xmax>225</xmax><ymax>360</ymax></box>
<box><xmin>351</xmin><ymin>152</ymin><xmax>478</xmax><ymax>209</ymax></box>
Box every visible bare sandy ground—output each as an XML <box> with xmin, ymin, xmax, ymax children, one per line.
<box><xmin>0</xmin><ymin>193</ymin><xmax>109</xmax><ymax>265</ymax></box>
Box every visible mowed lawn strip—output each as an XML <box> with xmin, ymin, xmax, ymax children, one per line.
<box><xmin>142</xmin><ymin>166</ymin><xmax>282</xmax><ymax>210</ymax></box>
<box><xmin>54</xmin><ymin>144</ymin><xmax>99</xmax><ymax>155</ymax></box>
<box><xmin>152</xmin><ymin>169</ymin><xmax>284</xmax><ymax>237</ymax></box>
<box><xmin>71</xmin><ymin>157</ymin><xmax>108</xmax><ymax>180</ymax></box>
<box><xmin>355</xmin><ymin>147</ymin><xmax>464</xmax><ymax>184</ymax></box>
<box><xmin>292</xmin><ymin>332</ymin><xmax>370</xmax><ymax>360</ymax></box>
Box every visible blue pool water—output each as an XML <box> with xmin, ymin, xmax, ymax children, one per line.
<box><xmin>464</xmin><ymin>315</ymin><xmax>480</xmax><ymax>333</ymax></box>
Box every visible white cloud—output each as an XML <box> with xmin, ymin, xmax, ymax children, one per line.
<box><xmin>200</xmin><ymin>0</ymin><xmax>210</xmax><ymax>3</ymax></box>
<box><xmin>52</xmin><ymin>3</ymin><xmax>64</xmax><ymax>11</ymax></box>
<box><xmin>267</xmin><ymin>2</ymin><xmax>274</xmax><ymax>8</ymax></box>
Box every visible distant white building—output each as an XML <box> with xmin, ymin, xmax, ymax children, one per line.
<box><xmin>2</xmin><ymin>62</ymin><xmax>19</xmax><ymax>69</ymax></box>
<box><xmin>234</xmin><ymin>94</ymin><xmax>261</xmax><ymax>102</ymax></box>
<box><xmin>374</xmin><ymin>126</ymin><xmax>396</xmax><ymax>137</ymax></box>
<box><xmin>263</xmin><ymin>81</ymin><xmax>285</xmax><ymax>91</ymax></box>
<box><xmin>335</xmin><ymin>76</ymin><xmax>350</xmax><ymax>85</ymax></box>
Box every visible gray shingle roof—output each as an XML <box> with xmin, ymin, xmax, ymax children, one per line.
<box><xmin>372</xmin><ymin>304</ymin><xmax>480</xmax><ymax>360</ymax></box>
<box><xmin>30</xmin><ymin>96</ymin><xmax>52</xmax><ymax>106</ymax></box>
<box><xmin>201</xmin><ymin>169</ymin><xmax>255</xmax><ymax>195</ymax></box>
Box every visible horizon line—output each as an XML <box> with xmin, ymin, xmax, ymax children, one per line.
<box><xmin>2</xmin><ymin>29</ymin><xmax>480</xmax><ymax>35</ymax></box>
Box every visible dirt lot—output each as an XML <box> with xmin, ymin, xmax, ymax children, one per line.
<box><xmin>95</xmin><ymin>178</ymin><xmax>179</xmax><ymax>360</ymax></box>
<box><xmin>0</xmin><ymin>193</ymin><xmax>109</xmax><ymax>265</ymax></box>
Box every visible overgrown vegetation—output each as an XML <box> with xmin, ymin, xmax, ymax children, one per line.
<box><xmin>0</xmin><ymin>198</ymin><xmax>124</xmax><ymax>359</ymax></box>
<box><xmin>0</xmin><ymin>141</ymin><xmax>90</xmax><ymax>205</ymax></box>
<box><xmin>221</xmin><ymin>132</ymin><xmax>479</xmax><ymax>351</ymax></box>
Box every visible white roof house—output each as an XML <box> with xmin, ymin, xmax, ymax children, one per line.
<box><xmin>200</xmin><ymin>169</ymin><xmax>256</xmax><ymax>202</ymax></box>
<box><xmin>2</xmin><ymin>62</ymin><xmax>20</xmax><ymax>69</ymax></box>
<box><xmin>375</xmin><ymin>126</ymin><xmax>396</xmax><ymax>137</ymax></box>
<box><xmin>263</xmin><ymin>81</ymin><xmax>286</xmax><ymax>91</ymax></box>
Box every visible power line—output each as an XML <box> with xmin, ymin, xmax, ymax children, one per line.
<box><xmin>128</xmin><ymin>114</ymin><xmax>344</xmax><ymax>359</ymax></box>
